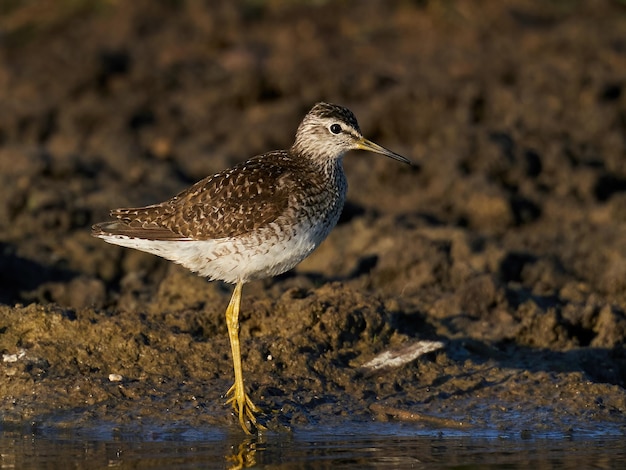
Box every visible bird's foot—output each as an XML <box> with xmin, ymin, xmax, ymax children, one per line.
<box><xmin>226</xmin><ymin>383</ymin><xmax>264</xmax><ymax>434</ymax></box>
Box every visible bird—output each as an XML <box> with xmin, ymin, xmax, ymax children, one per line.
<box><xmin>92</xmin><ymin>102</ymin><xmax>412</xmax><ymax>433</ymax></box>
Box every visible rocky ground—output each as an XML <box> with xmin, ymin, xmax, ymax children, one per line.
<box><xmin>0</xmin><ymin>0</ymin><xmax>625</xmax><ymax>436</ymax></box>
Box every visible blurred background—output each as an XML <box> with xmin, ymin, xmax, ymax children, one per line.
<box><xmin>0</xmin><ymin>0</ymin><xmax>625</xmax><ymax>443</ymax></box>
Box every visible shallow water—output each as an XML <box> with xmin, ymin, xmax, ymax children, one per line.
<box><xmin>1</xmin><ymin>422</ymin><xmax>624</xmax><ymax>469</ymax></box>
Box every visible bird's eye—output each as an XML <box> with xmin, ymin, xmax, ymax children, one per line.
<box><xmin>329</xmin><ymin>123</ymin><xmax>342</xmax><ymax>135</ymax></box>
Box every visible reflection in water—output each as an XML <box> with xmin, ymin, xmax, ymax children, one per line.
<box><xmin>226</xmin><ymin>439</ymin><xmax>258</xmax><ymax>469</ymax></box>
<box><xmin>0</xmin><ymin>422</ymin><xmax>624</xmax><ymax>469</ymax></box>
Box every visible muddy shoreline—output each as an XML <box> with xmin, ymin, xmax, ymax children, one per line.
<box><xmin>1</xmin><ymin>0</ymin><xmax>625</xmax><ymax>436</ymax></box>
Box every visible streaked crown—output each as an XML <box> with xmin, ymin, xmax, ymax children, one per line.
<box><xmin>291</xmin><ymin>102</ymin><xmax>364</xmax><ymax>163</ymax></box>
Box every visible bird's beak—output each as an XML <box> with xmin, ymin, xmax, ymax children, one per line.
<box><xmin>357</xmin><ymin>137</ymin><xmax>413</xmax><ymax>165</ymax></box>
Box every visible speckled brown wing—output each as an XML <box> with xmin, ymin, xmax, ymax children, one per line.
<box><xmin>104</xmin><ymin>151</ymin><xmax>303</xmax><ymax>241</ymax></box>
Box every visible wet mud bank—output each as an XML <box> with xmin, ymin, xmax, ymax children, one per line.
<box><xmin>1</xmin><ymin>0</ymin><xmax>625</xmax><ymax>436</ymax></box>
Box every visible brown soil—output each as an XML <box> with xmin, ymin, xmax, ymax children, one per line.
<box><xmin>0</xmin><ymin>0</ymin><xmax>625</xmax><ymax>436</ymax></box>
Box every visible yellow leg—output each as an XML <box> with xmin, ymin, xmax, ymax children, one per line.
<box><xmin>224</xmin><ymin>281</ymin><xmax>262</xmax><ymax>434</ymax></box>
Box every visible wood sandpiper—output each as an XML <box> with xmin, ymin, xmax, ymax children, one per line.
<box><xmin>92</xmin><ymin>102</ymin><xmax>412</xmax><ymax>433</ymax></box>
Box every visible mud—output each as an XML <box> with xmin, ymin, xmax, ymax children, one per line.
<box><xmin>0</xmin><ymin>0</ymin><xmax>625</xmax><ymax>436</ymax></box>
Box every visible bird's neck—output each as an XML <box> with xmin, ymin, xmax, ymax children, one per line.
<box><xmin>321</xmin><ymin>156</ymin><xmax>348</xmax><ymax>203</ymax></box>
<box><xmin>287</xmin><ymin>143</ymin><xmax>347</xmax><ymax>198</ymax></box>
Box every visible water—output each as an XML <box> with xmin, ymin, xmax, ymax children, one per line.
<box><xmin>1</xmin><ymin>422</ymin><xmax>624</xmax><ymax>469</ymax></box>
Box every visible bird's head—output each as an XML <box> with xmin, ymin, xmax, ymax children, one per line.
<box><xmin>292</xmin><ymin>102</ymin><xmax>412</xmax><ymax>166</ymax></box>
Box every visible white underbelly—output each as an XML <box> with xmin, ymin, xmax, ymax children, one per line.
<box><xmin>100</xmin><ymin>217</ymin><xmax>334</xmax><ymax>284</ymax></box>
